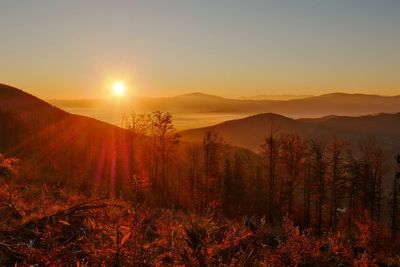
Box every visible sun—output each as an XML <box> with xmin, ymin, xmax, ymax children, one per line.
<box><xmin>112</xmin><ymin>82</ymin><xmax>125</xmax><ymax>95</ymax></box>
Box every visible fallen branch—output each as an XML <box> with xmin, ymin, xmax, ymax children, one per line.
<box><xmin>0</xmin><ymin>241</ymin><xmax>24</xmax><ymax>261</ymax></box>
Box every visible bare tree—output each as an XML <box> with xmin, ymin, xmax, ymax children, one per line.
<box><xmin>149</xmin><ymin>111</ymin><xmax>180</xmax><ymax>201</ymax></box>
<box><xmin>327</xmin><ymin>137</ymin><xmax>348</xmax><ymax>232</ymax></box>
<box><xmin>391</xmin><ymin>154</ymin><xmax>400</xmax><ymax>245</ymax></box>
<box><xmin>202</xmin><ymin>130</ymin><xmax>224</xmax><ymax>211</ymax></box>
<box><xmin>186</xmin><ymin>143</ymin><xmax>202</xmax><ymax>208</ymax></box>
<box><xmin>123</xmin><ymin>112</ymin><xmax>150</xmax><ymax>184</ymax></box>
<box><xmin>260</xmin><ymin>124</ymin><xmax>281</xmax><ymax>224</ymax></box>
<box><xmin>280</xmin><ymin>133</ymin><xmax>305</xmax><ymax>219</ymax></box>
<box><xmin>345</xmin><ymin>150</ymin><xmax>362</xmax><ymax>233</ymax></box>
<box><xmin>359</xmin><ymin>138</ymin><xmax>385</xmax><ymax>221</ymax></box>
<box><xmin>308</xmin><ymin>139</ymin><xmax>327</xmax><ymax>237</ymax></box>
<box><xmin>303</xmin><ymin>147</ymin><xmax>312</xmax><ymax>228</ymax></box>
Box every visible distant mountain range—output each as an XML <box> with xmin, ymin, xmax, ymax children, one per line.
<box><xmin>49</xmin><ymin>92</ymin><xmax>400</xmax><ymax>118</ymax></box>
<box><xmin>2</xmin><ymin>83</ymin><xmax>400</xmax><ymax>184</ymax></box>
<box><xmin>239</xmin><ymin>94</ymin><xmax>313</xmax><ymax>100</ymax></box>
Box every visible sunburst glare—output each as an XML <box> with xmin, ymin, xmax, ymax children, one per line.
<box><xmin>112</xmin><ymin>82</ymin><xmax>125</xmax><ymax>96</ymax></box>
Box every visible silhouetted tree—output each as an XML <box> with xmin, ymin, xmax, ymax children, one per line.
<box><xmin>327</xmin><ymin>138</ymin><xmax>348</xmax><ymax>232</ymax></box>
<box><xmin>123</xmin><ymin>112</ymin><xmax>150</xmax><ymax>189</ymax></box>
<box><xmin>308</xmin><ymin>139</ymin><xmax>327</xmax><ymax>237</ymax></box>
<box><xmin>359</xmin><ymin>138</ymin><xmax>385</xmax><ymax>221</ymax></box>
<box><xmin>303</xmin><ymin>147</ymin><xmax>312</xmax><ymax>228</ymax></box>
<box><xmin>222</xmin><ymin>153</ymin><xmax>245</xmax><ymax>216</ymax></box>
<box><xmin>280</xmin><ymin>133</ymin><xmax>305</xmax><ymax>219</ymax></box>
<box><xmin>149</xmin><ymin>111</ymin><xmax>180</xmax><ymax>202</ymax></box>
<box><xmin>391</xmin><ymin>154</ymin><xmax>400</xmax><ymax>245</ymax></box>
<box><xmin>260</xmin><ymin>124</ymin><xmax>281</xmax><ymax>224</ymax></box>
<box><xmin>202</xmin><ymin>130</ymin><xmax>224</xmax><ymax>211</ymax></box>
<box><xmin>186</xmin><ymin>143</ymin><xmax>202</xmax><ymax>209</ymax></box>
<box><xmin>345</xmin><ymin>151</ymin><xmax>363</xmax><ymax>233</ymax></box>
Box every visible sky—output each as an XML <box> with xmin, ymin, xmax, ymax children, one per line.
<box><xmin>0</xmin><ymin>0</ymin><xmax>400</xmax><ymax>99</ymax></box>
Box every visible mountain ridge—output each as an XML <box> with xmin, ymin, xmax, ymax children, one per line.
<box><xmin>48</xmin><ymin>91</ymin><xmax>400</xmax><ymax>120</ymax></box>
<box><xmin>180</xmin><ymin>112</ymin><xmax>400</xmax><ymax>153</ymax></box>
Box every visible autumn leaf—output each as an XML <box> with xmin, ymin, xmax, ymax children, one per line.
<box><xmin>85</xmin><ymin>218</ymin><xmax>96</xmax><ymax>229</ymax></box>
<box><xmin>120</xmin><ymin>225</ymin><xmax>130</xmax><ymax>231</ymax></box>
<box><xmin>121</xmin><ymin>232</ymin><xmax>131</xmax><ymax>246</ymax></box>
<box><xmin>59</xmin><ymin>220</ymin><xmax>70</xmax><ymax>226</ymax></box>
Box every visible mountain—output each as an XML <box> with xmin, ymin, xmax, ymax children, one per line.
<box><xmin>239</xmin><ymin>94</ymin><xmax>313</xmax><ymax>100</ymax></box>
<box><xmin>50</xmin><ymin>92</ymin><xmax>400</xmax><ymax>120</ymax></box>
<box><xmin>0</xmin><ymin>84</ymin><xmax>67</xmax><ymax>129</ymax></box>
<box><xmin>180</xmin><ymin>112</ymin><xmax>400</xmax><ymax>155</ymax></box>
<box><xmin>0</xmin><ymin>84</ymin><xmax>134</xmax><ymax>193</ymax></box>
<box><xmin>277</xmin><ymin>93</ymin><xmax>400</xmax><ymax>117</ymax></box>
<box><xmin>0</xmin><ymin>84</ymin><xmax>68</xmax><ymax>149</ymax></box>
<box><xmin>3</xmin><ymin>83</ymin><xmax>400</xmax><ymax>196</ymax></box>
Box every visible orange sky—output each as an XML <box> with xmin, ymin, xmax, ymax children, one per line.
<box><xmin>1</xmin><ymin>1</ymin><xmax>399</xmax><ymax>99</ymax></box>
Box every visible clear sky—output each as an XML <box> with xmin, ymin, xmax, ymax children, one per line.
<box><xmin>1</xmin><ymin>0</ymin><xmax>399</xmax><ymax>98</ymax></box>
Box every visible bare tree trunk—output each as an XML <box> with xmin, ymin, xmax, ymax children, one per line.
<box><xmin>392</xmin><ymin>155</ymin><xmax>400</xmax><ymax>245</ymax></box>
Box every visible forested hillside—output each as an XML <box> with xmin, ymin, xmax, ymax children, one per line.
<box><xmin>1</xmin><ymin>84</ymin><xmax>400</xmax><ymax>265</ymax></box>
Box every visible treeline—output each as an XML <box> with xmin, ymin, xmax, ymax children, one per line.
<box><xmin>1</xmin><ymin>150</ymin><xmax>400</xmax><ymax>265</ymax></box>
<box><xmin>121</xmin><ymin>112</ymin><xmax>400</xmax><ymax>248</ymax></box>
<box><xmin>1</xmin><ymin>108</ymin><xmax>399</xmax><ymax>249</ymax></box>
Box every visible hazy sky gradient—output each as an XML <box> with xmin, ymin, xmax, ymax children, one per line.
<box><xmin>1</xmin><ymin>0</ymin><xmax>399</xmax><ymax>98</ymax></box>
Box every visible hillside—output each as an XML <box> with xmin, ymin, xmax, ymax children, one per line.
<box><xmin>0</xmin><ymin>84</ymin><xmax>134</xmax><ymax>193</ymax></box>
<box><xmin>2</xmin><ymin>85</ymin><xmax>400</xmax><ymax>265</ymax></box>
<box><xmin>180</xmin><ymin>112</ymin><xmax>400</xmax><ymax>153</ymax></box>
<box><xmin>3</xmin><ymin>83</ymin><xmax>400</xmax><ymax>192</ymax></box>
<box><xmin>0</xmin><ymin>84</ymin><xmax>65</xmax><ymax>117</ymax></box>
<box><xmin>0</xmin><ymin>84</ymin><xmax>67</xmax><ymax>139</ymax></box>
<box><xmin>0</xmin><ymin>84</ymin><xmax>68</xmax><ymax>149</ymax></box>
